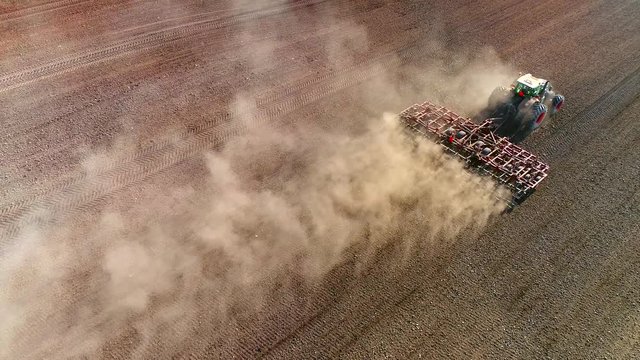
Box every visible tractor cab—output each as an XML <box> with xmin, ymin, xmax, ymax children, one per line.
<box><xmin>513</xmin><ymin>73</ymin><xmax>548</xmax><ymax>98</ymax></box>
<box><xmin>485</xmin><ymin>72</ymin><xmax>564</xmax><ymax>143</ymax></box>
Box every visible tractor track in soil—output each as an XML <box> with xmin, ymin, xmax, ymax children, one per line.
<box><xmin>0</xmin><ymin>3</ymin><xmax>413</xmax><ymax>216</ymax></box>
<box><xmin>0</xmin><ymin>0</ymin><xmax>330</xmax><ymax>94</ymax></box>
<box><xmin>0</xmin><ymin>41</ymin><xmax>423</xmax><ymax>245</ymax></box>
<box><xmin>0</xmin><ymin>0</ymin><xmax>406</xmax><ymax>140</ymax></box>
<box><xmin>0</xmin><ymin>0</ymin><xmax>90</xmax><ymax>22</ymax></box>
<box><xmin>0</xmin><ymin>10</ymin><xmax>358</xmax><ymax>151</ymax></box>
<box><xmin>3</xmin><ymin>1</ymin><xmax>640</xmax><ymax>358</ymax></box>
<box><xmin>0</xmin><ymin>0</ymin><xmax>392</xmax><ymax>209</ymax></box>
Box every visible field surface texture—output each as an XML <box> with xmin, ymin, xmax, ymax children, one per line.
<box><xmin>1</xmin><ymin>1</ymin><xmax>639</xmax><ymax>359</ymax></box>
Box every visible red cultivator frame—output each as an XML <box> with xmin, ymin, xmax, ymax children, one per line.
<box><xmin>399</xmin><ymin>101</ymin><xmax>549</xmax><ymax>208</ymax></box>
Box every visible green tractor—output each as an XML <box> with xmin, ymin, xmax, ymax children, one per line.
<box><xmin>484</xmin><ymin>73</ymin><xmax>565</xmax><ymax>143</ymax></box>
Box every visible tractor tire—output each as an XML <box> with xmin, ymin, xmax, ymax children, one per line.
<box><xmin>488</xmin><ymin>86</ymin><xmax>511</xmax><ymax>109</ymax></box>
<box><xmin>530</xmin><ymin>102</ymin><xmax>548</xmax><ymax>127</ymax></box>
<box><xmin>551</xmin><ymin>94</ymin><xmax>565</xmax><ymax>114</ymax></box>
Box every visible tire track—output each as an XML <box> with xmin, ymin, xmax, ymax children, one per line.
<box><xmin>0</xmin><ymin>0</ymin><xmax>360</xmax><ymax>140</ymax></box>
<box><xmin>0</xmin><ymin>18</ymin><xmax>329</xmax><ymax>144</ymax></box>
<box><xmin>0</xmin><ymin>0</ymin><xmax>360</xmax><ymax>208</ymax></box>
<box><xmin>109</xmin><ymin>5</ymin><xmax>241</xmax><ymax>37</ymax></box>
<box><xmin>0</xmin><ymin>0</ymin><xmax>329</xmax><ymax>94</ymax></box>
<box><xmin>0</xmin><ymin>15</ymin><xmax>409</xmax><ymax>219</ymax></box>
<box><xmin>0</xmin><ymin>0</ymin><xmax>89</xmax><ymax>21</ymax></box>
<box><xmin>0</xmin><ymin>41</ymin><xmax>421</xmax><ymax>244</ymax></box>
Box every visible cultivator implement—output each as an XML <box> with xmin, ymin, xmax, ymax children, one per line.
<box><xmin>399</xmin><ymin>101</ymin><xmax>549</xmax><ymax>208</ymax></box>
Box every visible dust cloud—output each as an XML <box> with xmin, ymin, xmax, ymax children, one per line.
<box><xmin>0</xmin><ymin>105</ymin><xmax>507</xmax><ymax>359</ymax></box>
<box><xmin>0</xmin><ymin>1</ymin><xmax>514</xmax><ymax>359</ymax></box>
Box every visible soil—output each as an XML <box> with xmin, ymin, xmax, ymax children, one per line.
<box><xmin>1</xmin><ymin>0</ymin><xmax>639</xmax><ymax>359</ymax></box>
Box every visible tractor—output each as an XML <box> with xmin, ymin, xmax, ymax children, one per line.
<box><xmin>484</xmin><ymin>73</ymin><xmax>565</xmax><ymax>143</ymax></box>
<box><xmin>398</xmin><ymin>73</ymin><xmax>564</xmax><ymax>208</ymax></box>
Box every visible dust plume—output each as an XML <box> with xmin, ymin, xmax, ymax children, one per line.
<box><xmin>0</xmin><ymin>101</ymin><xmax>507</xmax><ymax>358</ymax></box>
<box><xmin>0</xmin><ymin>1</ymin><xmax>515</xmax><ymax>359</ymax></box>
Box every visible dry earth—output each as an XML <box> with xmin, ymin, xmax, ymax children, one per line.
<box><xmin>1</xmin><ymin>0</ymin><xmax>639</xmax><ymax>359</ymax></box>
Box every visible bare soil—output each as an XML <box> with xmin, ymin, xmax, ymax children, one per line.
<box><xmin>1</xmin><ymin>0</ymin><xmax>639</xmax><ymax>359</ymax></box>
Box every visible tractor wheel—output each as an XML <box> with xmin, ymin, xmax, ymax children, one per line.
<box><xmin>530</xmin><ymin>102</ymin><xmax>548</xmax><ymax>128</ymax></box>
<box><xmin>488</xmin><ymin>86</ymin><xmax>511</xmax><ymax>109</ymax></box>
<box><xmin>551</xmin><ymin>94</ymin><xmax>565</xmax><ymax>114</ymax></box>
